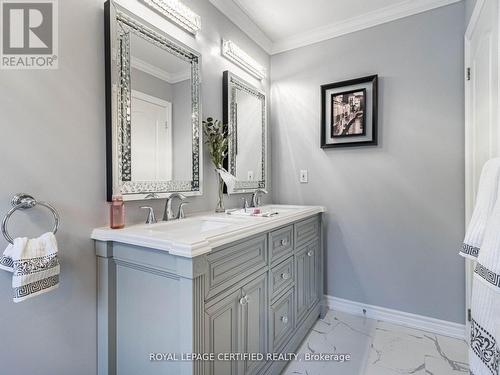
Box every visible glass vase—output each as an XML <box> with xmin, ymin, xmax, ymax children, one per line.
<box><xmin>215</xmin><ymin>172</ymin><xmax>225</xmax><ymax>213</ymax></box>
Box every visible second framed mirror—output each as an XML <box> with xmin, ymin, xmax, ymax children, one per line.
<box><xmin>223</xmin><ymin>71</ymin><xmax>267</xmax><ymax>194</ymax></box>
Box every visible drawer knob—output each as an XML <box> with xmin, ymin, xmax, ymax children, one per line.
<box><xmin>307</xmin><ymin>250</ymin><xmax>314</xmax><ymax>257</ymax></box>
<box><xmin>280</xmin><ymin>239</ymin><xmax>289</xmax><ymax>246</ymax></box>
<box><xmin>281</xmin><ymin>315</ymin><xmax>289</xmax><ymax>324</ymax></box>
<box><xmin>239</xmin><ymin>295</ymin><xmax>250</xmax><ymax>305</ymax></box>
<box><xmin>281</xmin><ymin>272</ymin><xmax>290</xmax><ymax>280</ymax></box>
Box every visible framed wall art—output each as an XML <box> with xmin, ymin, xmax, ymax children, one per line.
<box><xmin>321</xmin><ymin>75</ymin><xmax>378</xmax><ymax>148</ymax></box>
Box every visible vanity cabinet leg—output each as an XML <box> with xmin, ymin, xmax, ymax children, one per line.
<box><xmin>96</xmin><ymin>242</ymin><xmax>116</xmax><ymax>375</ymax></box>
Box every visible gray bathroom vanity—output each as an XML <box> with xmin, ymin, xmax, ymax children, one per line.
<box><xmin>92</xmin><ymin>205</ymin><xmax>325</xmax><ymax>375</ymax></box>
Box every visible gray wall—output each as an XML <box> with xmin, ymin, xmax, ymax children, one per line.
<box><xmin>131</xmin><ymin>67</ymin><xmax>173</xmax><ymax>102</ymax></box>
<box><xmin>0</xmin><ymin>0</ymin><xmax>269</xmax><ymax>374</ymax></box>
<box><xmin>270</xmin><ymin>3</ymin><xmax>466</xmax><ymax>323</ymax></box>
<box><xmin>465</xmin><ymin>0</ymin><xmax>477</xmax><ymax>25</ymax></box>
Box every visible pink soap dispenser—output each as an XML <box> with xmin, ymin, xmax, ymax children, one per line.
<box><xmin>110</xmin><ymin>195</ymin><xmax>125</xmax><ymax>229</ymax></box>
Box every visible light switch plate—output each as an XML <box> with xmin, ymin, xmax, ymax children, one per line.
<box><xmin>300</xmin><ymin>170</ymin><xmax>308</xmax><ymax>183</ymax></box>
<box><xmin>247</xmin><ymin>171</ymin><xmax>254</xmax><ymax>180</ymax></box>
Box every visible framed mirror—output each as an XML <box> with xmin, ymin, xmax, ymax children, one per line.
<box><xmin>105</xmin><ymin>1</ymin><xmax>202</xmax><ymax>201</ymax></box>
<box><xmin>223</xmin><ymin>71</ymin><xmax>267</xmax><ymax>194</ymax></box>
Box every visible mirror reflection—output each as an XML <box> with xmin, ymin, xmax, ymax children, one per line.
<box><xmin>223</xmin><ymin>71</ymin><xmax>267</xmax><ymax>193</ymax></box>
<box><xmin>233</xmin><ymin>89</ymin><xmax>263</xmax><ymax>182</ymax></box>
<box><xmin>129</xmin><ymin>33</ymin><xmax>192</xmax><ymax>182</ymax></box>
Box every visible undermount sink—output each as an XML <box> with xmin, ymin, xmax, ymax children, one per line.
<box><xmin>261</xmin><ymin>205</ymin><xmax>299</xmax><ymax>213</ymax></box>
<box><xmin>226</xmin><ymin>205</ymin><xmax>301</xmax><ymax>218</ymax></box>
<box><xmin>148</xmin><ymin>218</ymin><xmax>235</xmax><ymax>234</ymax></box>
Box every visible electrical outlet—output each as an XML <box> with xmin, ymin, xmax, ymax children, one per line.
<box><xmin>247</xmin><ymin>171</ymin><xmax>254</xmax><ymax>180</ymax></box>
<box><xmin>300</xmin><ymin>170</ymin><xmax>308</xmax><ymax>183</ymax></box>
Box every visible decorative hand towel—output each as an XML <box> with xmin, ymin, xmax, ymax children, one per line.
<box><xmin>469</xmin><ymin>283</ymin><xmax>500</xmax><ymax>375</ymax></box>
<box><xmin>460</xmin><ymin>158</ymin><xmax>500</xmax><ymax>260</ymax></box>
<box><xmin>468</xmin><ymin>177</ymin><xmax>500</xmax><ymax>375</ymax></box>
<box><xmin>0</xmin><ymin>232</ymin><xmax>59</xmax><ymax>302</ymax></box>
<box><xmin>0</xmin><ymin>237</ymin><xmax>26</xmax><ymax>272</ymax></box>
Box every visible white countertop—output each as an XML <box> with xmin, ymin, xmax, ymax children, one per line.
<box><xmin>91</xmin><ymin>204</ymin><xmax>325</xmax><ymax>258</ymax></box>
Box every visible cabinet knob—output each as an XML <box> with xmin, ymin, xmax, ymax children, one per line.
<box><xmin>307</xmin><ymin>250</ymin><xmax>314</xmax><ymax>257</ymax></box>
<box><xmin>240</xmin><ymin>295</ymin><xmax>250</xmax><ymax>305</ymax></box>
<box><xmin>280</xmin><ymin>239</ymin><xmax>289</xmax><ymax>246</ymax></box>
<box><xmin>281</xmin><ymin>315</ymin><xmax>289</xmax><ymax>324</ymax></box>
<box><xmin>281</xmin><ymin>272</ymin><xmax>290</xmax><ymax>280</ymax></box>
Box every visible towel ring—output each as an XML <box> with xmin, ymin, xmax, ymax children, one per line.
<box><xmin>1</xmin><ymin>193</ymin><xmax>60</xmax><ymax>244</ymax></box>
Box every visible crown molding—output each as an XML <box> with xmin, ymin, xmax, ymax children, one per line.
<box><xmin>271</xmin><ymin>0</ymin><xmax>463</xmax><ymax>54</ymax></box>
<box><xmin>208</xmin><ymin>0</ymin><xmax>273</xmax><ymax>54</ymax></box>
<box><xmin>168</xmin><ymin>70</ymin><xmax>191</xmax><ymax>83</ymax></box>
<box><xmin>209</xmin><ymin>0</ymin><xmax>462</xmax><ymax>55</ymax></box>
<box><xmin>465</xmin><ymin>0</ymin><xmax>485</xmax><ymax>38</ymax></box>
<box><xmin>131</xmin><ymin>56</ymin><xmax>191</xmax><ymax>83</ymax></box>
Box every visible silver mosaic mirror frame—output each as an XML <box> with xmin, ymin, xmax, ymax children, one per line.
<box><xmin>223</xmin><ymin>71</ymin><xmax>267</xmax><ymax>193</ymax></box>
<box><xmin>105</xmin><ymin>2</ymin><xmax>202</xmax><ymax>201</ymax></box>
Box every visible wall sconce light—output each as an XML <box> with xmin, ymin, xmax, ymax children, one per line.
<box><xmin>221</xmin><ymin>39</ymin><xmax>266</xmax><ymax>80</ymax></box>
<box><xmin>141</xmin><ymin>0</ymin><xmax>201</xmax><ymax>35</ymax></box>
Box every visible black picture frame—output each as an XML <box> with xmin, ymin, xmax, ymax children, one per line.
<box><xmin>321</xmin><ymin>75</ymin><xmax>378</xmax><ymax>148</ymax></box>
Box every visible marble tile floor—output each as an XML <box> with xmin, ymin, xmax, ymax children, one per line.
<box><xmin>283</xmin><ymin>310</ymin><xmax>468</xmax><ymax>375</ymax></box>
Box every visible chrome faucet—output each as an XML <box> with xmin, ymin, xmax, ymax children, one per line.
<box><xmin>177</xmin><ymin>201</ymin><xmax>189</xmax><ymax>220</ymax></box>
<box><xmin>163</xmin><ymin>193</ymin><xmax>186</xmax><ymax>221</ymax></box>
<box><xmin>144</xmin><ymin>192</ymin><xmax>160</xmax><ymax>199</ymax></box>
<box><xmin>251</xmin><ymin>189</ymin><xmax>268</xmax><ymax>207</ymax></box>
<box><xmin>241</xmin><ymin>197</ymin><xmax>250</xmax><ymax>212</ymax></box>
<box><xmin>140</xmin><ymin>206</ymin><xmax>157</xmax><ymax>224</ymax></box>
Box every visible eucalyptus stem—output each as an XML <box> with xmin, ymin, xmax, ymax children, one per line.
<box><xmin>203</xmin><ymin>117</ymin><xmax>228</xmax><ymax>168</ymax></box>
<box><xmin>203</xmin><ymin>117</ymin><xmax>228</xmax><ymax>212</ymax></box>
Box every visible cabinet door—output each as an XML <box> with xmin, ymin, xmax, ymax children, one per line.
<box><xmin>205</xmin><ymin>289</ymin><xmax>241</xmax><ymax>375</ymax></box>
<box><xmin>306</xmin><ymin>241</ymin><xmax>320</xmax><ymax>309</ymax></box>
<box><xmin>296</xmin><ymin>241</ymin><xmax>320</xmax><ymax>323</ymax></box>
<box><xmin>295</xmin><ymin>245</ymin><xmax>310</xmax><ymax>322</ymax></box>
<box><xmin>239</xmin><ymin>273</ymin><xmax>268</xmax><ymax>375</ymax></box>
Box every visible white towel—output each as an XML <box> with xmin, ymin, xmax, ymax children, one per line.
<box><xmin>468</xmin><ymin>170</ymin><xmax>500</xmax><ymax>375</ymax></box>
<box><xmin>460</xmin><ymin>158</ymin><xmax>500</xmax><ymax>260</ymax></box>
<box><xmin>216</xmin><ymin>168</ymin><xmax>238</xmax><ymax>194</ymax></box>
<box><xmin>0</xmin><ymin>232</ymin><xmax>59</xmax><ymax>302</ymax></box>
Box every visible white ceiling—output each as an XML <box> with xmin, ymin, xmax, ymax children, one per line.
<box><xmin>209</xmin><ymin>0</ymin><xmax>463</xmax><ymax>54</ymax></box>
<box><xmin>234</xmin><ymin>0</ymin><xmax>400</xmax><ymax>41</ymax></box>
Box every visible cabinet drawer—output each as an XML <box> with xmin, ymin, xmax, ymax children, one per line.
<box><xmin>269</xmin><ymin>225</ymin><xmax>293</xmax><ymax>264</ymax></box>
<box><xmin>206</xmin><ymin>235</ymin><xmax>268</xmax><ymax>300</ymax></box>
<box><xmin>270</xmin><ymin>256</ymin><xmax>294</xmax><ymax>299</ymax></box>
<box><xmin>270</xmin><ymin>287</ymin><xmax>294</xmax><ymax>352</ymax></box>
<box><xmin>295</xmin><ymin>216</ymin><xmax>319</xmax><ymax>249</ymax></box>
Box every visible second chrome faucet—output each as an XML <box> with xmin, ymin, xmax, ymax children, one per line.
<box><xmin>163</xmin><ymin>193</ymin><xmax>187</xmax><ymax>221</ymax></box>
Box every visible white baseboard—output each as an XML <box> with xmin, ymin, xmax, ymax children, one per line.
<box><xmin>324</xmin><ymin>295</ymin><xmax>465</xmax><ymax>340</ymax></box>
